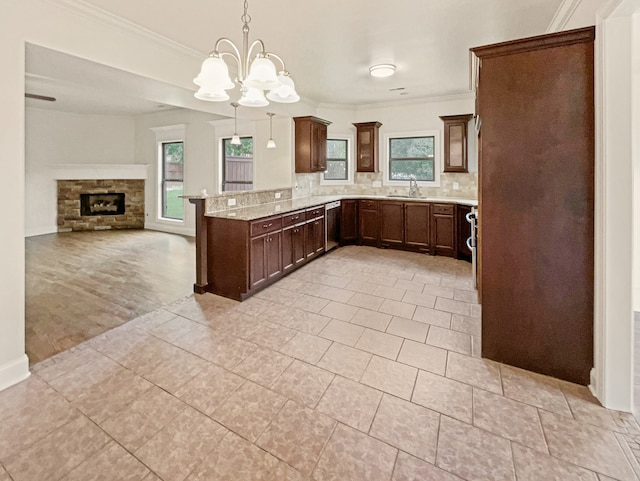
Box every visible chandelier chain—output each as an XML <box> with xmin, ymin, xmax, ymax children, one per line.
<box><xmin>241</xmin><ymin>0</ymin><xmax>251</xmax><ymax>25</ymax></box>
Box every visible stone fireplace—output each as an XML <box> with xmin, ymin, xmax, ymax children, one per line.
<box><xmin>57</xmin><ymin>179</ymin><xmax>145</xmax><ymax>232</ymax></box>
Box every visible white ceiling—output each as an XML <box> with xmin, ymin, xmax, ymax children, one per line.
<box><xmin>25</xmin><ymin>0</ymin><xmax>565</xmax><ymax>115</ymax></box>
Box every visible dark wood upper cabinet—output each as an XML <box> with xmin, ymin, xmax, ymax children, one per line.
<box><xmin>294</xmin><ymin>116</ymin><xmax>332</xmax><ymax>173</ymax></box>
<box><xmin>353</xmin><ymin>122</ymin><xmax>382</xmax><ymax>173</ymax></box>
<box><xmin>440</xmin><ymin>114</ymin><xmax>473</xmax><ymax>173</ymax></box>
<box><xmin>471</xmin><ymin>27</ymin><xmax>595</xmax><ymax>385</ymax></box>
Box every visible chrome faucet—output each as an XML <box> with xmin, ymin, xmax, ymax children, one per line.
<box><xmin>408</xmin><ymin>175</ymin><xmax>421</xmax><ymax>198</ymax></box>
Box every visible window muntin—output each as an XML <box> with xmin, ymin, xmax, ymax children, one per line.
<box><xmin>324</xmin><ymin>139</ymin><xmax>348</xmax><ymax>181</ymax></box>
<box><xmin>388</xmin><ymin>136</ymin><xmax>435</xmax><ymax>182</ymax></box>
<box><xmin>161</xmin><ymin>141</ymin><xmax>184</xmax><ymax>220</ymax></box>
<box><xmin>223</xmin><ymin>137</ymin><xmax>254</xmax><ymax>192</ymax></box>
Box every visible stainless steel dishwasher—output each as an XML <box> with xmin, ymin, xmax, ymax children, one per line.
<box><xmin>325</xmin><ymin>201</ymin><xmax>341</xmax><ymax>251</ymax></box>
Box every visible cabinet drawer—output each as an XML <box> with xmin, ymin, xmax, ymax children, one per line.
<box><xmin>359</xmin><ymin>200</ymin><xmax>378</xmax><ymax>210</ymax></box>
<box><xmin>250</xmin><ymin>216</ymin><xmax>282</xmax><ymax>237</ymax></box>
<box><xmin>306</xmin><ymin>206</ymin><xmax>324</xmax><ymax>220</ymax></box>
<box><xmin>282</xmin><ymin>210</ymin><xmax>305</xmax><ymax>227</ymax></box>
<box><xmin>432</xmin><ymin>203</ymin><xmax>454</xmax><ymax>215</ymax></box>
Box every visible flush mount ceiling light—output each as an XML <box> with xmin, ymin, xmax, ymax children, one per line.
<box><xmin>369</xmin><ymin>64</ymin><xmax>396</xmax><ymax>78</ymax></box>
<box><xmin>266</xmin><ymin>112</ymin><xmax>276</xmax><ymax>149</ymax></box>
<box><xmin>194</xmin><ymin>0</ymin><xmax>300</xmax><ymax>106</ymax></box>
<box><xmin>230</xmin><ymin>102</ymin><xmax>241</xmax><ymax>145</ymax></box>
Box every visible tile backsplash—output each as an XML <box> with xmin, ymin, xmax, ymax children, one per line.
<box><xmin>206</xmin><ymin>188</ymin><xmax>292</xmax><ymax>212</ymax></box>
<box><xmin>293</xmin><ymin>172</ymin><xmax>478</xmax><ymax>199</ymax></box>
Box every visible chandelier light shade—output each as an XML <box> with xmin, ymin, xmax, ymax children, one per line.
<box><xmin>231</xmin><ymin>102</ymin><xmax>241</xmax><ymax>145</ymax></box>
<box><xmin>194</xmin><ymin>0</ymin><xmax>300</xmax><ymax>106</ymax></box>
<box><xmin>369</xmin><ymin>64</ymin><xmax>396</xmax><ymax>78</ymax></box>
<box><xmin>266</xmin><ymin>112</ymin><xmax>276</xmax><ymax>149</ymax></box>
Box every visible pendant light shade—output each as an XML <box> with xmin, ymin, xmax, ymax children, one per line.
<box><xmin>266</xmin><ymin>73</ymin><xmax>300</xmax><ymax>103</ymax></box>
<box><xmin>194</xmin><ymin>85</ymin><xmax>230</xmax><ymax>102</ymax></box>
<box><xmin>238</xmin><ymin>87</ymin><xmax>269</xmax><ymax>107</ymax></box>
<box><xmin>193</xmin><ymin>56</ymin><xmax>235</xmax><ymax>91</ymax></box>
<box><xmin>244</xmin><ymin>56</ymin><xmax>280</xmax><ymax>90</ymax></box>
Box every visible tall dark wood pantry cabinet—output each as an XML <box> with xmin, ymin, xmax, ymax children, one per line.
<box><xmin>471</xmin><ymin>27</ymin><xmax>595</xmax><ymax>385</ymax></box>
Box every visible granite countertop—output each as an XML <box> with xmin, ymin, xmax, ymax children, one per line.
<box><xmin>205</xmin><ymin>195</ymin><xmax>477</xmax><ymax>221</ymax></box>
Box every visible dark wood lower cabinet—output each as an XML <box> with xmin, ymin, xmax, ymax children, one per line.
<box><xmin>359</xmin><ymin>200</ymin><xmax>379</xmax><ymax>246</ymax></box>
<box><xmin>404</xmin><ymin>203</ymin><xmax>430</xmax><ymax>251</ymax></box>
<box><xmin>250</xmin><ymin>232</ymin><xmax>282</xmax><ymax>289</ymax></box>
<box><xmin>340</xmin><ymin>200</ymin><xmax>358</xmax><ymax>245</ymax></box>
<box><xmin>203</xmin><ymin>199</ymin><xmax>472</xmax><ymax>302</ymax></box>
<box><xmin>282</xmin><ymin>224</ymin><xmax>305</xmax><ymax>273</ymax></box>
<box><xmin>379</xmin><ymin>201</ymin><xmax>404</xmax><ymax>248</ymax></box>
<box><xmin>431</xmin><ymin>204</ymin><xmax>455</xmax><ymax>257</ymax></box>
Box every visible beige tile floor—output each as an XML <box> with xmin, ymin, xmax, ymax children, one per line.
<box><xmin>2</xmin><ymin>245</ymin><xmax>640</xmax><ymax>480</ymax></box>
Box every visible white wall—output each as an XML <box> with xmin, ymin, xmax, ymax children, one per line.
<box><xmin>633</xmin><ymin>10</ymin><xmax>640</xmax><ymax>313</ymax></box>
<box><xmin>25</xmin><ymin>108</ymin><xmax>136</xmax><ymax>236</ymax></box>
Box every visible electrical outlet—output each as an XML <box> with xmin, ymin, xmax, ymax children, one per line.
<box><xmin>275</xmin><ymin>192</ymin><xmax>281</xmax><ymax>199</ymax></box>
<box><xmin>372</xmin><ymin>180</ymin><xmax>382</xmax><ymax>188</ymax></box>
<box><xmin>227</xmin><ymin>198</ymin><xmax>236</xmax><ymax>206</ymax></box>
<box><xmin>453</xmin><ymin>182</ymin><xmax>460</xmax><ymax>190</ymax></box>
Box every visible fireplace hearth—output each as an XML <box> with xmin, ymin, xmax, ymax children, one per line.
<box><xmin>80</xmin><ymin>193</ymin><xmax>125</xmax><ymax>216</ymax></box>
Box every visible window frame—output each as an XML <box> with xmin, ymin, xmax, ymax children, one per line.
<box><xmin>320</xmin><ymin>134</ymin><xmax>354</xmax><ymax>186</ymax></box>
<box><xmin>160</xmin><ymin>140</ymin><xmax>185</xmax><ymax>221</ymax></box>
<box><xmin>221</xmin><ymin>136</ymin><xmax>254</xmax><ymax>192</ymax></box>
<box><xmin>382</xmin><ymin>130</ymin><xmax>441</xmax><ymax>187</ymax></box>
<box><xmin>151</xmin><ymin>124</ymin><xmax>186</xmax><ymax>225</ymax></box>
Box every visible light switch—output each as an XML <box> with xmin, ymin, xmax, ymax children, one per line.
<box><xmin>228</xmin><ymin>198</ymin><xmax>236</xmax><ymax>206</ymax></box>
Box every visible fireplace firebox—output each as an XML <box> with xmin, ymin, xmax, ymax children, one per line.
<box><xmin>80</xmin><ymin>193</ymin><xmax>125</xmax><ymax>216</ymax></box>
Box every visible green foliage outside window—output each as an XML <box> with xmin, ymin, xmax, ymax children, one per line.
<box><xmin>225</xmin><ymin>137</ymin><xmax>253</xmax><ymax>156</ymax></box>
<box><xmin>389</xmin><ymin>136</ymin><xmax>435</xmax><ymax>181</ymax></box>
<box><xmin>324</xmin><ymin>139</ymin><xmax>348</xmax><ymax>181</ymax></box>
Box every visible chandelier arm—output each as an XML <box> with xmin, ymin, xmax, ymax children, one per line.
<box><xmin>265</xmin><ymin>53</ymin><xmax>287</xmax><ymax>73</ymax></box>
<box><xmin>217</xmin><ymin>51</ymin><xmax>242</xmax><ymax>77</ymax></box>
<box><xmin>214</xmin><ymin>38</ymin><xmax>243</xmax><ymax>63</ymax></box>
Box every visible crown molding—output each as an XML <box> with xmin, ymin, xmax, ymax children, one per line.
<box><xmin>43</xmin><ymin>0</ymin><xmax>204</xmax><ymax>59</ymax></box>
<box><xmin>547</xmin><ymin>0</ymin><xmax>583</xmax><ymax>32</ymax></box>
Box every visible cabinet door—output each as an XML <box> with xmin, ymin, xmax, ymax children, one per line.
<box><xmin>313</xmin><ymin>216</ymin><xmax>325</xmax><ymax>254</ymax></box>
<box><xmin>405</xmin><ymin>203</ymin><xmax>430</xmax><ymax>251</ymax></box>
<box><xmin>266</xmin><ymin>231</ymin><xmax>282</xmax><ymax>280</ymax></box>
<box><xmin>250</xmin><ymin>235</ymin><xmax>267</xmax><ymax>288</ymax></box>
<box><xmin>354</xmin><ymin>122</ymin><xmax>381</xmax><ymax>173</ymax></box>
<box><xmin>282</xmin><ymin>227</ymin><xmax>295</xmax><ymax>273</ymax></box>
<box><xmin>312</xmin><ymin>123</ymin><xmax>327</xmax><ymax>172</ymax></box>
<box><xmin>340</xmin><ymin>200</ymin><xmax>358</xmax><ymax>244</ymax></box>
<box><xmin>431</xmin><ymin>204</ymin><xmax>455</xmax><ymax>257</ymax></box>
<box><xmin>440</xmin><ymin>114</ymin><xmax>473</xmax><ymax>173</ymax></box>
<box><xmin>292</xmin><ymin>226</ymin><xmax>306</xmax><ymax>267</ymax></box>
<box><xmin>358</xmin><ymin>201</ymin><xmax>378</xmax><ymax>246</ymax></box>
<box><xmin>379</xmin><ymin>201</ymin><xmax>404</xmax><ymax>247</ymax></box>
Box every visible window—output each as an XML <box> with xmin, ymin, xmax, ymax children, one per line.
<box><xmin>324</xmin><ymin>139</ymin><xmax>348</xmax><ymax>181</ymax></box>
<box><xmin>161</xmin><ymin>141</ymin><xmax>184</xmax><ymax>220</ymax></box>
<box><xmin>223</xmin><ymin>137</ymin><xmax>253</xmax><ymax>191</ymax></box>
<box><xmin>388</xmin><ymin>135</ymin><xmax>436</xmax><ymax>181</ymax></box>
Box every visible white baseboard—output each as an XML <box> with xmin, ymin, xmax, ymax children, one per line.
<box><xmin>25</xmin><ymin>226</ymin><xmax>57</xmax><ymax>238</ymax></box>
<box><xmin>0</xmin><ymin>354</ymin><xmax>30</xmax><ymax>392</ymax></box>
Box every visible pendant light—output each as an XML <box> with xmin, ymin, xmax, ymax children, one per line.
<box><xmin>266</xmin><ymin>112</ymin><xmax>276</xmax><ymax>149</ymax></box>
<box><xmin>231</xmin><ymin>102</ymin><xmax>241</xmax><ymax>145</ymax></box>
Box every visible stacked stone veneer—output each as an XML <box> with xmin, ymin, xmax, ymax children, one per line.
<box><xmin>57</xmin><ymin>179</ymin><xmax>144</xmax><ymax>232</ymax></box>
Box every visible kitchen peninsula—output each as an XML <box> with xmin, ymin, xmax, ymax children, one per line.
<box><xmin>187</xmin><ymin>193</ymin><xmax>477</xmax><ymax>301</ymax></box>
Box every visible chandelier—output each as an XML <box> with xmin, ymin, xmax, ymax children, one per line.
<box><xmin>193</xmin><ymin>0</ymin><xmax>300</xmax><ymax>107</ymax></box>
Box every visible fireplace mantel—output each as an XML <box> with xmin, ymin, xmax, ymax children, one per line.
<box><xmin>51</xmin><ymin>164</ymin><xmax>150</xmax><ymax>180</ymax></box>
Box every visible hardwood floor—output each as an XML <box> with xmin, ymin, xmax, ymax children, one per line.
<box><xmin>25</xmin><ymin>229</ymin><xmax>195</xmax><ymax>364</ymax></box>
